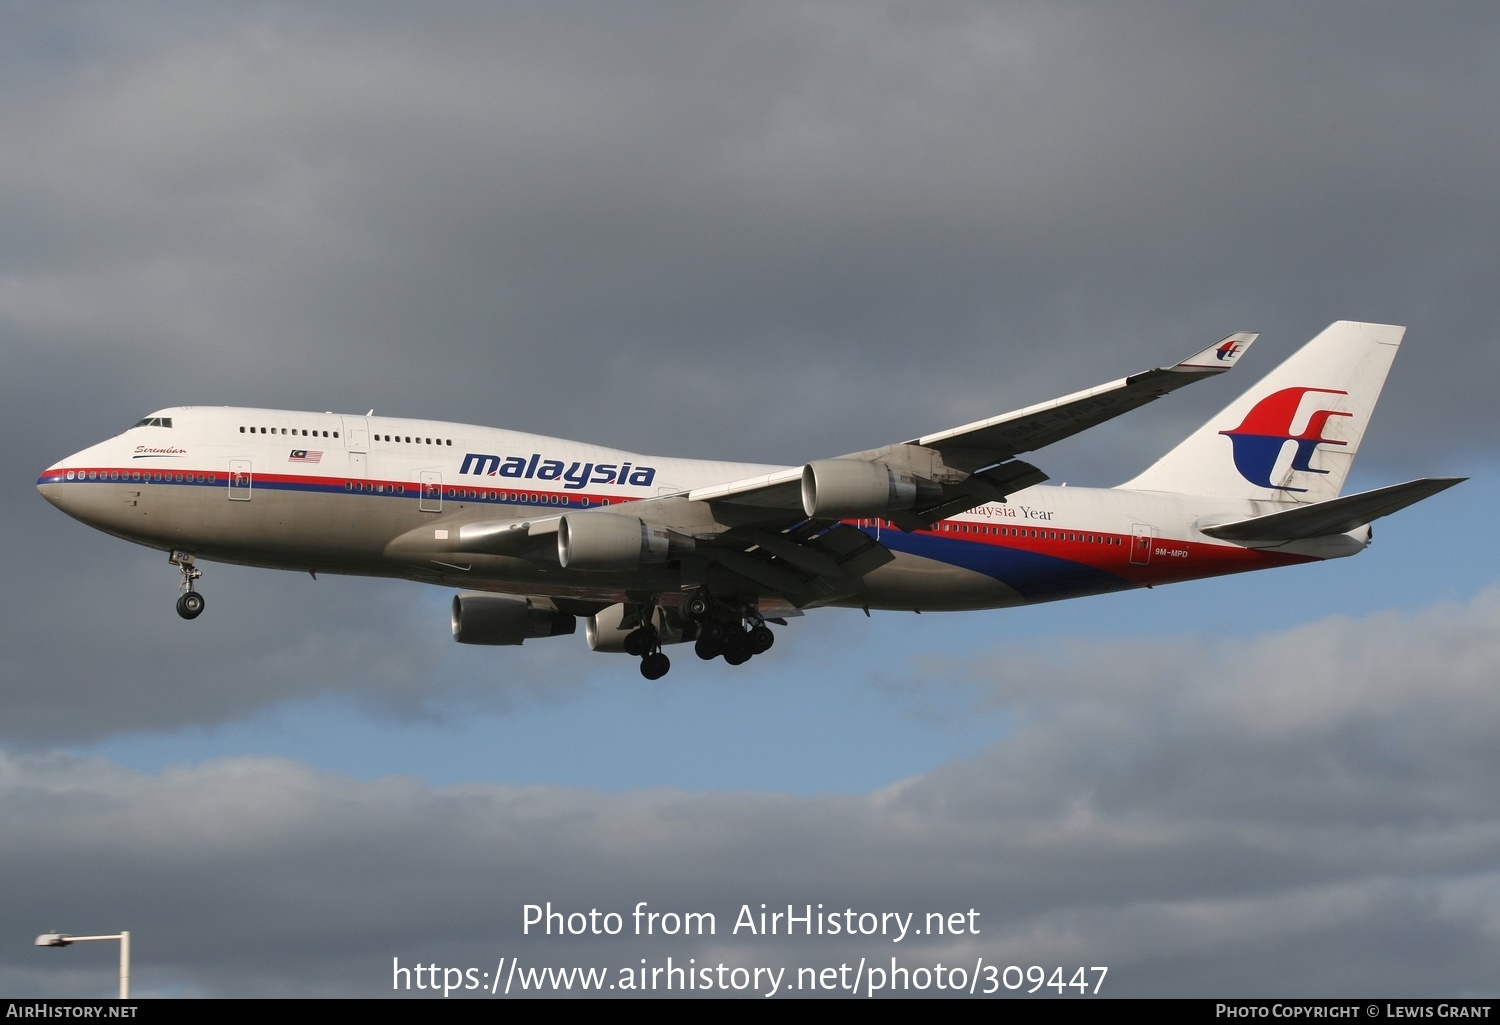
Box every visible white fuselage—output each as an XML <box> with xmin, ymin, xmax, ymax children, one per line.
<box><xmin>38</xmin><ymin>406</ymin><xmax>1351</xmax><ymax>616</ymax></box>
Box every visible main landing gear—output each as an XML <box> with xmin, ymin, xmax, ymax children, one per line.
<box><xmin>685</xmin><ymin>591</ymin><xmax>775</xmax><ymax>667</ymax></box>
<box><xmin>622</xmin><ymin>605</ymin><xmax>671</xmax><ymax>680</ymax></box>
<box><xmin>617</xmin><ymin>592</ymin><xmax>779</xmax><ymax>679</ymax></box>
<box><xmin>618</xmin><ymin>609</ymin><xmax>672</xmax><ymax>681</ymax></box>
<box><xmin>170</xmin><ymin>551</ymin><xmax>204</xmax><ymax>620</ymax></box>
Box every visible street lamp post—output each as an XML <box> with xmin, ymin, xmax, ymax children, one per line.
<box><xmin>35</xmin><ymin>931</ymin><xmax>130</xmax><ymax>999</ymax></box>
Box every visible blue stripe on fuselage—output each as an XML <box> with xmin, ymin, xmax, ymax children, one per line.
<box><xmin>872</xmin><ymin>529</ymin><xmax>1132</xmax><ymax>601</ymax></box>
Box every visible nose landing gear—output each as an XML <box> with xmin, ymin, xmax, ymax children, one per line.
<box><xmin>170</xmin><ymin>550</ymin><xmax>204</xmax><ymax>620</ymax></box>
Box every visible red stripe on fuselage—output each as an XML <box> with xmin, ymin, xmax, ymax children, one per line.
<box><xmin>857</xmin><ymin>517</ymin><xmax>1312</xmax><ymax>586</ymax></box>
<box><xmin>41</xmin><ymin>468</ymin><xmax>1314</xmax><ymax>585</ymax></box>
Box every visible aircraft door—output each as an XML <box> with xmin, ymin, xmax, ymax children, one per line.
<box><xmin>341</xmin><ymin>416</ymin><xmax>370</xmax><ymax>488</ymax></box>
<box><xmin>420</xmin><ymin>471</ymin><xmax>442</xmax><ymax>513</ymax></box>
<box><xmin>228</xmin><ymin>459</ymin><xmax>252</xmax><ymax>501</ymax></box>
<box><xmin>1130</xmin><ymin>523</ymin><xmax>1154</xmax><ymax>565</ymax></box>
<box><xmin>340</xmin><ymin>416</ymin><xmax>370</xmax><ymax>451</ymax></box>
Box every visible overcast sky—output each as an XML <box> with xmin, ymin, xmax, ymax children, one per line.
<box><xmin>3</xmin><ymin>1</ymin><xmax>1497</xmax><ymax>998</ymax></box>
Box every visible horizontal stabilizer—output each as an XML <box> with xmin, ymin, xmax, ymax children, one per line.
<box><xmin>1200</xmin><ymin>477</ymin><xmax>1464</xmax><ymax>542</ymax></box>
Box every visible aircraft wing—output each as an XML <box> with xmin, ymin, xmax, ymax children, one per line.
<box><xmin>396</xmin><ymin>332</ymin><xmax>1258</xmax><ymax>607</ymax></box>
<box><xmin>661</xmin><ymin>332</ymin><xmax>1257</xmax><ymax>603</ymax></box>
<box><xmin>690</xmin><ymin>331</ymin><xmax>1257</xmax><ymax>530</ymax></box>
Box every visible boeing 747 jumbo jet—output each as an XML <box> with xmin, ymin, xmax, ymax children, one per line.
<box><xmin>38</xmin><ymin>321</ymin><xmax>1461</xmax><ymax>678</ymax></box>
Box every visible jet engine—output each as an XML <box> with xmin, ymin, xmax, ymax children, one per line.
<box><xmin>450</xmin><ymin>593</ymin><xmax>576</xmax><ymax>645</ymax></box>
<box><xmin>557</xmin><ymin>513</ymin><xmax>693</xmax><ymax>571</ymax></box>
<box><xmin>586</xmin><ymin>603</ymin><xmax>693</xmax><ymax>652</ymax></box>
<box><xmin>800</xmin><ymin>459</ymin><xmax>941</xmax><ymax>518</ymax></box>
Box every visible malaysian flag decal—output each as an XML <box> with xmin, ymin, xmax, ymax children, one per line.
<box><xmin>288</xmin><ymin>449</ymin><xmax>323</xmax><ymax>463</ymax></box>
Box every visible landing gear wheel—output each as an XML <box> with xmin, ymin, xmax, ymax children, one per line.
<box><xmin>722</xmin><ymin>631</ymin><xmax>752</xmax><ymax>665</ymax></box>
<box><xmin>686</xmin><ymin>594</ymin><xmax>711</xmax><ymax>619</ymax></box>
<box><xmin>176</xmin><ymin>592</ymin><xmax>205</xmax><ymax>620</ymax></box>
<box><xmin>748</xmin><ymin>624</ymin><xmax>775</xmax><ymax>654</ymax></box>
<box><xmin>640</xmin><ymin>651</ymin><xmax>671</xmax><ymax>680</ymax></box>
<box><xmin>623</xmin><ymin>627</ymin><xmax>653</xmax><ymax>657</ymax></box>
<box><xmin>695</xmin><ymin>635</ymin><xmax>723</xmax><ymax>661</ymax></box>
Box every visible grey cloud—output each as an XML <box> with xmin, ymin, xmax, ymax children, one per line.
<box><xmin>1</xmin><ymin>4</ymin><xmax>1494</xmax><ymax>470</ymax></box>
<box><xmin>4</xmin><ymin>3</ymin><xmax>1498</xmax><ymax>998</ymax></box>
<box><xmin>5</xmin><ymin>1</ymin><xmax>1490</xmax><ymax>741</ymax></box>
<box><xmin>5</xmin><ymin>588</ymin><xmax>1500</xmax><ymax>995</ymax></box>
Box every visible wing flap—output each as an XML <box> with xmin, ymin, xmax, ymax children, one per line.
<box><xmin>701</xmin><ymin>522</ymin><xmax>895</xmax><ymax>606</ymax></box>
<box><xmin>888</xmin><ymin>459</ymin><xmax>1049</xmax><ymax>530</ymax></box>
<box><xmin>705</xmin><ymin>547</ymin><xmax>831</xmax><ymax>600</ymax></box>
<box><xmin>811</xmin><ymin>522</ymin><xmax>896</xmax><ymax>576</ymax></box>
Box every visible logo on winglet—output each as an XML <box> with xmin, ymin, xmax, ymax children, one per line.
<box><xmin>1220</xmin><ymin>387</ymin><xmax>1351</xmax><ymax>491</ymax></box>
<box><xmin>1215</xmin><ymin>341</ymin><xmax>1243</xmax><ymax>361</ymax></box>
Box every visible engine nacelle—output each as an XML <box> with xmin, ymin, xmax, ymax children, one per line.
<box><xmin>450</xmin><ymin>593</ymin><xmax>577</xmax><ymax>645</ymax></box>
<box><xmin>558</xmin><ymin>513</ymin><xmax>692</xmax><ymax>571</ymax></box>
<box><xmin>800</xmin><ymin>459</ymin><xmax>939</xmax><ymax>518</ymax></box>
<box><xmin>585</xmin><ymin>603</ymin><xmax>693</xmax><ymax>652</ymax></box>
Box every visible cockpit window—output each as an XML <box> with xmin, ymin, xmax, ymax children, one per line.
<box><xmin>130</xmin><ymin>416</ymin><xmax>174</xmax><ymax>429</ymax></box>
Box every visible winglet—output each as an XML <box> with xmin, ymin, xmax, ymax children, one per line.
<box><xmin>1171</xmin><ymin>331</ymin><xmax>1258</xmax><ymax>373</ymax></box>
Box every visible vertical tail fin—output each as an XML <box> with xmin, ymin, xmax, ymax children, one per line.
<box><xmin>1117</xmin><ymin>321</ymin><xmax>1405</xmax><ymax>503</ymax></box>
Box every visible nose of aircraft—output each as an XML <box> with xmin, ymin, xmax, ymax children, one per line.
<box><xmin>37</xmin><ymin>458</ymin><xmax>83</xmax><ymax>516</ymax></box>
<box><xmin>36</xmin><ymin>439</ymin><xmax>114</xmax><ymax>522</ymax></box>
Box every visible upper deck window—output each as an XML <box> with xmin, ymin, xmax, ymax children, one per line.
<box><xmin>131</xmin><ymin>416</ymin><xmax>174</xmax><ymax>429</ymax></box>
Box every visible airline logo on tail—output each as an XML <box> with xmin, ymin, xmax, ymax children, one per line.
<box><xmin>1220</xmin><ymin>387</ymin><xmax>1352</xmax><ymax>491</ymax></box>
<box><xmin>1216</xmin><ymin>340</ymin><xmax>1244</xmax><ymax>361</ymax></box>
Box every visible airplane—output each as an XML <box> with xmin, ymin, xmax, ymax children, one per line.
<box><xmin>37</xmin><ymin>320</ymin><xmax>1462</xmax><ymax>679</ymax></box>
